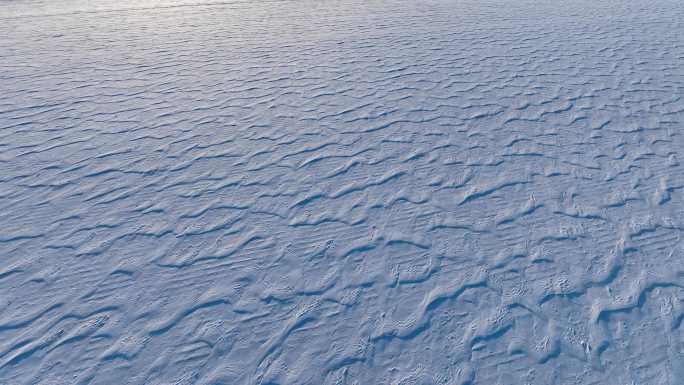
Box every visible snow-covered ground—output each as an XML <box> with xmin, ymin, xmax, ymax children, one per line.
<box><xmin>2</xmin><ymin>0</ymin><xmax>684</xmax><ymax>384</ymax></box>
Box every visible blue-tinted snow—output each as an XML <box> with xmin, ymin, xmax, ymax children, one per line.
<box><xmin>1</xmin><ymin>0</ymin><xmax>684</xmax><ymax>384</ymax></box>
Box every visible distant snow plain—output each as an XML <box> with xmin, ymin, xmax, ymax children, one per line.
<box><xmin>1</xmin><ymin>0</ymin><xmax>683</xmax><ymax>384</ymax></box>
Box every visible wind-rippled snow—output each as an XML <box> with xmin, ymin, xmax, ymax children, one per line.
<box><xmin>1</xmin><ymin>0</ymin><xmax>684</xmax><ymax>384</ymax></box>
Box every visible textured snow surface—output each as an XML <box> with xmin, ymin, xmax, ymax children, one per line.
<box><xmin>2</xmin><ymin>0</ymin><xmax>684</xmax><ymax>384</ymax></box>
